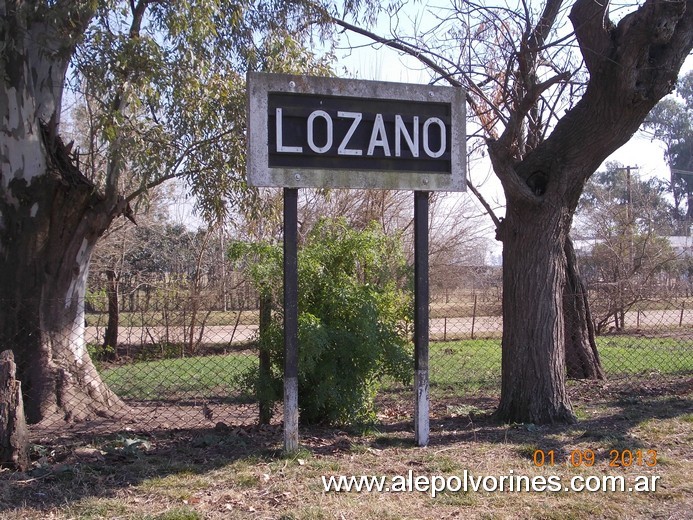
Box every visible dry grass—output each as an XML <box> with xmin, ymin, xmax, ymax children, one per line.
<box><xmin>1</xmin><ymin>379</ymin><xmax>691</xmax><ymax>520</ymax></box>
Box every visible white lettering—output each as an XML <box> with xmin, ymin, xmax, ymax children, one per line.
<box><xmin>395</xmin><ymin>115</ymin><xmax>419</xmax><ymax>157</ymax></box>
<box><xmin>275</xmin><ymin>108</ymin><xmax>449</xmax><ymax>160</ymax></box>
<box><xmin>307</xmin><ymin>110</ymin><xmax>333</xmax><ymax>153</ymax></box>
<box><xmin>431</xmin><ymin>476</ymin><xmax>447</xmax><ymax>497</ymax></box>
<box><xmin>275</xmin><ymin>108</ymin><xmax>303</xmax><ymax>153</ymax></box>
<box><xmin>390</xmin><ymin>475</ymin><xmax>406</xmax><ymax>492</ymax></box>
<box><xmin>367</xmin><ymin>114</ymin><xmax>391</xmax><ymax>156</ymax></box>
<box><xmin>337</xmin><ymin>111</ymin><xmax>363</xmax><ymax>156</ymax></box>
<box><xmin>423</xmin><ymin>117</ymin><xmax>446</xmax><ymax>158</ymax></box>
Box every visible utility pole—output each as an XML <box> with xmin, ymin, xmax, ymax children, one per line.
<box><xmin>616</xmin><ymin>165</ymin><xmax>638</xmax><ymax>329</ymax></box>
<box><xmin>618</xmin><ymin>165</ymin><xmax>638</xmax><ymax>221</ymax></box>
<box><xmin>625</xmin><ymin>166</ymin><xmax>638</xmax><ymax>272</ymax></box>
<box><xmin>618</xmin><ymin>165</ymin><xmax>639</xmax><ymax>243</ymax></box>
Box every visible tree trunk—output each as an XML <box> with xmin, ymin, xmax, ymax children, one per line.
<box><xmin>0</xmin><ymin>126</ymin><xmax>128</xmax><ymax>424</ymax></box>
<box><xmin>0</xmin><ymin>4</ymin><xmax>125</xmax><ymax>425</ymax></box>
<box><xmin>494</xmin><ymin>202</ymin><xmax>576</xmax><ymax>424</ymax></box>
<box><xmin>564</xmin><ymin>237</ymin><xmax>605</xmax><ymax>379</ymax></box>
<box><xmin>103</xmin><ymin>269</ymin><xmax>120</xmax><ymax>361</ymax></box>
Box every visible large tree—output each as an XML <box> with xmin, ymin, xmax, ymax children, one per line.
<box><xmin>336</xmin><ymin>0</ymin><xmax>693</xmax><ymax>423</ymax></box>
<box><xmin>645</xmin><ymin>70</ymin><xmax>693</xmax><ymax>224</ymax></box>
<box><xmin>0</xmin><ymin>0</ymin><xmax>340</xmax><ymax>424</ymax></box>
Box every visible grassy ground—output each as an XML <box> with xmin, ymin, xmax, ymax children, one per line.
<box><xmin>101</xmin><ymin>354</ymin><xmax>259</xmax><ymax>400</ymax></box>
<box><xmin>6</xmin><ymin>336</ymin><xmax>688</xmax><ymax>518</ymax></box>
<box><xmin>1</xmin><ymin>378</ymin><xmax>691</xmax><ymax>519</ymax></box>
<box><xmin>99</xmin><ymin>337</ymin><xmax>693</xmax><ymax>401</ymax></box>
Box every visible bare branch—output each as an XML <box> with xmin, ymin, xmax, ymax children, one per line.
<box><xmin>529</xmin><ymin>0</ymin><xmax>565</xmax><ymax>52</ymax></box>
<box><xmin>331</xmin><ymin>16</ymin><xmax>509</xmax><ymax>128</ymax></box>
<box><xmin>466</xmin><ymin>179</ymin><xmax>502</xmax><ymax>228</ymax></box>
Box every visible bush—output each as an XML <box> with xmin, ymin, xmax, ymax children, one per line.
<box><xmin>231</xmin><ymin>218</ymin><xmax>413</xmax><ymax>425</ymax></box>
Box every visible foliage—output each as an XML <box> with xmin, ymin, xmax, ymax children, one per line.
<box><xmin>645</xmin><ymin>71</ymin><xmax>693</xmax><ymax>222</ymax></box>
<box><xmin>579</xmin><ymin>162</ymin><xmax>676</xmax><ymax>235</ymax></box>
<box><xmin>70</xmin><ymin>1</ymin><xmax>339</xmax><ymax>223</ymax></box>
<box><xmin>230</xmin><ymin>218</ymin><xmax>413</xmax><ymax>425</ymax></box>
<box><xmin>87</xmin><ymin>342</ymin><xmax>116</xmax><ymax>363</ymax></box>
<box><xmin>125</xmin><ymin>224</ymin><xmax>204</xmax><ymax>279</ymax></box>
<box><xmin>576</xmin><ymin>162</ymin><xmax>679</xmax><ymax>331</ymax></box>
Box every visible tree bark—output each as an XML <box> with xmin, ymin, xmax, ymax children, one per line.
<box><xmin>103</xmin><ymin>269</ymin><xmax>120</xmax><ymax>361</ymax></box>
<box><xmin>564</xmin><ymin>237</ymin><xmax>605</xmax><ymax>379</ymax></box>
<box><xmin>0</xmin><ymin>3</ymin><xmax>127</xmax><ymax>424</ymax></box>
<box><xmin>488</xmin><ymin>0</ymin><xmax>693</xmax><ymax>424</ymax></box>
<box><xmin>493</xmin><ymin>200</ymin><xmax>576</xmax><ymax>424</ymax></box>
<box><xmin>0</xmin><ymin>134</ymin><xmax>128</xmax><ymax>423</ymax></box>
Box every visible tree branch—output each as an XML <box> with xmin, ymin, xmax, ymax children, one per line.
<box><xmin>104</xmin><ymin>0</ymin><xmax>153</xmax><ymax>204</ymax></box>
<box><xmin>529</xmin><ymin>0</ymin><xmax>565</xmax><ymax>52</ymax></box>
<box><xmin>125</xmin><ymin>126</ymin><xmax>238</xmax><ymax>204</ymax></box>
<box><xmin>569</xmin><ymin>0</ymin><xmax>614</xmax><ymax>74</ymax></box>
<box><xmin>466</xmin><ymin>179</ymin><xmax>502</xmax><ymax>228</ymax></box>
<box><xmin>544</xmin><ymin>0</ymin><xmax>693</xmax><ymax>199</ymax></box>
<box><xmin>331</xmin><ymin>16</ymin><xmax>509</xmax><ymax>128</ymax></box>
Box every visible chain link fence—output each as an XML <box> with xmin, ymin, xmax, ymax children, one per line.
<box><xmin>3</xmin><ymin>285</ymin><xmax>692</xmax><ymax>435</ymax></box>
<box><xmin>427</xmin><ymin>289</ymin><xmax>693</xmax><ymax>401</ymax></box>
<box><xmin>85</xmin><ymin>292</ymin><xmax>262</xmax><ymax>431</ymax></box>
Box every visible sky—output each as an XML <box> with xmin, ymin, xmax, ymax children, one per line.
<box><xmin>328</xmin><ymin>3</ymin><xmax>692</xmax><ymax>262</ymax></box>
<box><xmin>105</xmin><ymin>1</ymin><xmax>689</xmax><ymax>262</ymax></box>
<box><xmin>333</xmin><ymin>18</ymin><xmax>681</xmax><ymax>186</ymax></box>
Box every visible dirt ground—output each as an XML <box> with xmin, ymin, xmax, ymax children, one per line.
<box><xmin>3</xmin><ymin>375</ymin><xmax>691</xmax><ymax>520</ymax></box>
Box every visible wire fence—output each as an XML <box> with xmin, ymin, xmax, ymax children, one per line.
<box><xmin>3</xmin><ymin>289</ymin><xmax>692</xmax><ymax>434</ymax></box>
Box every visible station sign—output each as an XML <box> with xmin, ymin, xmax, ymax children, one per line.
<box><xmin>247</xmin><ymin>73</ymin><xmax>466</xmax><ymax>191</ymax></box>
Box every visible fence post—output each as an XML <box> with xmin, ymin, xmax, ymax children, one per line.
<box><xmin>680</xmin><ymin>301</ymin><xmax>685</xmax><ymax>328</ymax></box>
<box><xmin>258</xmin><ymin>293</ymin><xmax>272</xmax><ymax>425</ymax></box>
<box><xmin>471</xmin><ymin>294</ymin><xmax>477</xmax><ymax>340</ymax></box>
<box><xmin>0</xmin><ymin>351</ymin><xmax>29</xmax><ymax>471</ymax></box>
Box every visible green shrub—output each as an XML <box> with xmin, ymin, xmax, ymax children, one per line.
<box><xmin>87</xmin><ymin>342</ymin><xmax>115</xmax><ymax>363</ymax></box>
<box><xmin>230</xmin><ymin>218</ymin><xmax>413</xmax><ymax>425</ymax></box>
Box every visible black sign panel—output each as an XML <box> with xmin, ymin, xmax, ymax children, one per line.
<box><xmin>268</xmin><ymin>92</ymin><xmax>451</xmax><ymax>173</ymax></box>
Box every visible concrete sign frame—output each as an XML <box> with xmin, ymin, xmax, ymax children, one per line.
<box><xmin>247</xmin><ymin>72</ymin><xmax>466</xmax><ymax>192</ymax></box>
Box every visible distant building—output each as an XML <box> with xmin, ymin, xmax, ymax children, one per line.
<box><xmin>573</xmin><ymin>238</ymin><xmax>603</xmax><ymax>256</ymax></box>
<box><xmin>667</xmin><ymin>235</ymin><xmax>693</xmax><ymax>257</ymax></box>
<box><xmin>573</xmin><ymin>236</ymin><xmax>693</xmax><ymax>257</ymax></box>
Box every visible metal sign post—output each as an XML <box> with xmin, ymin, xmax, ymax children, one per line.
<box><xmin>283</xmin><ymin>187</ymin><xmax>299</xmax><ymax>452</ymax></box>
<box><xmin>247</xmin><ymin>73</ymin><xmax>466</xmax><ymax>451</ymax></box>
<box><xmin>414</xmin><ymin>190</ymin><xmax>430</xmax><ymax>447</ymax></box>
